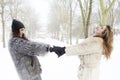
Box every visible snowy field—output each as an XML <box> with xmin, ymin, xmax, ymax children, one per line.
<box><xmin>0</xmin><ymin>36</ymin><xmax>120</xmax><ymax>80</ymax></box>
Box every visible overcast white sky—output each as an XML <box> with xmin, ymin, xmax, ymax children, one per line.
<box><xmin>24</xmin><ymin>0</ymin><xmax>52</xmax><ymax>27</ymax></box>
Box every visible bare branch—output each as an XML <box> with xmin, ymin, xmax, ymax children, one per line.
<box><xmin>106</xmin><ymin>0</ymin><xmax>116</xmax><ymax>13</ymax></box>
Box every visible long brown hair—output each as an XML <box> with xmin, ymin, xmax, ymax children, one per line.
<box><xmin>101</xmin><ymin>25</ymin><xmax>113</xmax><ymax>59</ymax></box>
<box><xmin>12</xmin><ymin>30</ymin><xmax>28</xmax><ymax>41</ymax></box>
<box><xmin>94</xmin><ymin>25</ymin><xmax>113</xmax><ymax>59</ymax></box>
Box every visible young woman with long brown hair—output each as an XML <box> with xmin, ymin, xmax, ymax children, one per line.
<box><xmin>65</xmin><ymin>25</ymin><xmax>113</xmax><ymax>80</ymax></box>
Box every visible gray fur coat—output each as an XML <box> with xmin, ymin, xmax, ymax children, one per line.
<box><xmin>8</xmin><ymin>37</ymin><xmax>49</xmax><ymax>80</ymax></box>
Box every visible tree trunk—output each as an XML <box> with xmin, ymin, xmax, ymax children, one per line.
<box><xmin>78</xmin><ymin>0</ymin><xmax>92</xmax><ymax>38</ymax></box>
<box><xmin>85</xmin><ymin>0</ymin><xmax>92</xmax><ymax>38</ymax></box>
<box><xmin>1</xmin><ymin>0</ymin><xmax>6</xmax><ymax>48</ymax></box>
<box><xmin>69</xmin><ymin>0</ymin><xmax>73</xmax><ymax>44</ymax></box>
<box><xmin>78</xmin><ymin>0</ymin><xmax>86</xmax><ymax>38</ymax></box>
<box><xmin>100</xmin><ymin>0</ymin><xmax>116</xmax><ymax>25</ymax></box>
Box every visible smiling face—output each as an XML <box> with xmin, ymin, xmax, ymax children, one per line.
<box><xmin>19</xmin><ymin>28</ymin><xmax>25</xmax><ymax>38</ymax></box>
<box><xmin>94</xmin><ymin>26</ymin><xmax>106</xmax><ymax>36</ymax></box>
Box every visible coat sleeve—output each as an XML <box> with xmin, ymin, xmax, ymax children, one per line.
<box><xmin>65</xmin><ymin>37</ymin><xmax>103</xmax><ymax>56</ymax></box>
<box><xmin>12</xmin><ymin>38</ymin><xmax>49</xmax><ymax>56</ymax></box>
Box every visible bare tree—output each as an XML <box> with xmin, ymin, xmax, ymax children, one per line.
<box><xmin>48</xmin><ymin>0</ymin><xmax>69</xmax><ymax>41</ymax></box>
<box><xmin>0</xmin><ymin>0</ymin><xmax>41</xmax><ymax>48</ymax></box>
<box><xmin>69</xmin><ymin>0</ymin><xmax>73</xmax><ymax>44</ymax></box>
<box><xmin>99</xmin><ymin>0</ymin><xmax>116</xmax><ymax>25</ymax></box>
<box><xmin>78</xmin><ymin>0</ymin><xmax>93</xmax><ymax>38</ymax></box>
<box><xmin>106</xmin><ymin>0</ymin><xmax>115</xmax><ymax>26</ymax></box>
<box><xmin>48</xmin><ymin>0</ymin><xmax>62</xmax><ymax>40</ymax></box>
<box><xmin>21</xmin><ymin>8</ymin><xmax>41</xmax><ymax>39</ymax></box>
<box><xmin>0</xmin><ymin>0</ymin><xmax>8</xmax><ymax>48</ymax></box>
<box><xmin>115</xmin><ymin>0</ymin><xmax>120</xmax><ymax>25</ymax></box>
<box><xmin>8</xmin><ymin>0</ymin><xmax>23</xmax><ymax>19</ymax></box>
<box><xmin>48</xmin><ymin>0</ymin><xmax>78</xmax><ymax>44</ymax></box>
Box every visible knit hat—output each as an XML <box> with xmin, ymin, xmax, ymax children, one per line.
<box><xmin>11</xmin><ymin>19</ymin><xmax>25</xmax><ymax>32</ymax></box>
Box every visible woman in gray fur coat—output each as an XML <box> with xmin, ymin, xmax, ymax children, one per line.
<box><xmin>8</xmin><ymin>19</ymin><xmax>65</xmax><ymax>80</ymax></box>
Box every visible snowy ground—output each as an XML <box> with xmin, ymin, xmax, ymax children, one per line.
<box><xmin>0</xmin><ymin>36</ymin><xmax>120</xmax><ymax>80</ymax></box>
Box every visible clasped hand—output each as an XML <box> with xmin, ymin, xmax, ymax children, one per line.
<box><xmin>49</xmin><ymin>46</ymin><xmax>66</xmax><ymax>57</ymax></box>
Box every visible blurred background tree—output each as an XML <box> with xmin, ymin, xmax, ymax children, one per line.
<box><xmin>0</xmin><ymin>0</ymin><xmax>120</xmax><ymax>48</ymax></box>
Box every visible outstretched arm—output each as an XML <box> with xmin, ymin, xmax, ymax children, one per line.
<box><xmin>65</xmin><ymin>37</ymin><xmax>103</xmax><ymax>56</ymax></box>
<box><xmin>10</xmin><ymin>38</ymin><xmax>49</xmax><ymax>56</ymax></box>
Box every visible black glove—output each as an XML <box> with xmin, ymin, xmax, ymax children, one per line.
<box><xmin>49</xmin><ymin>46</ymin><xmax>66</xmax><ymax>57</ymax></box>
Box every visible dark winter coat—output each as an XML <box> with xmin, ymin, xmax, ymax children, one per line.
<box><xmin>8</xmin><ymin>37</ymin><xmax>49</xmax><ymax>80</ymax></box>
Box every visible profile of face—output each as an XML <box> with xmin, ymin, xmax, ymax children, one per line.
<box><xmin>19</xmin><ymin>28</ymin><xmax>25</xmax><ymax>37</ymax></box>
<box><xmin>94</xmin><ymin>26</ymin><xmax>106</xmax><ymax>36</ymax></box>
